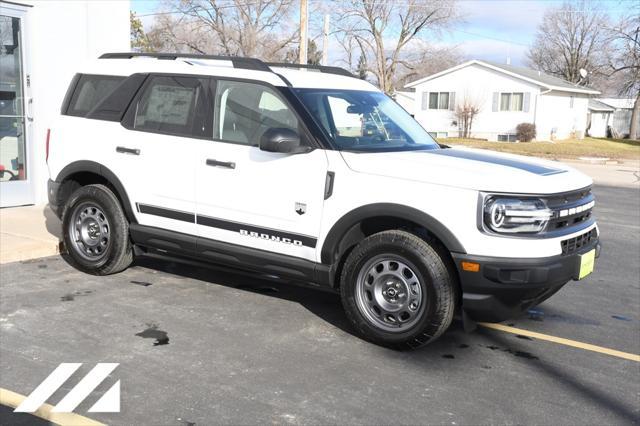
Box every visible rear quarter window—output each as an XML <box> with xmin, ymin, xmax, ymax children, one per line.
<box><xmin>65</xmin><ymin>74</ymin><xmax>124</xmax><ymax>117</ymax></box>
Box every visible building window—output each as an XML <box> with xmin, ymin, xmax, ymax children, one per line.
<box><xmin>498</xmin><ymin>134</ymin><xmax>517</xmax><ymax>142</ymax></box>
<box><xmin>499</xmin><ymin>92</ymin><xmax>524</xmax><ymax>111</ymax></box>
<box><xmin>570</xmin><ymin>96</ymin><xmax>574</xmax><ymax>108</ymax></box>
<box><xmin>428</xmin><ymin>92</ymin><xmax>450</xmax><ymax>110</ymax></box>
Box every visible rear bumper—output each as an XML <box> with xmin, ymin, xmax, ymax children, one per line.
<box><xmin>47</xmin><ymin>179</ymin><xmax>63</xmax><ymax>219</ymax></box>
<box><xmin>452</xmin><ymin>239</ymin><xmax>601</xmax><ymax>322</ymax></box>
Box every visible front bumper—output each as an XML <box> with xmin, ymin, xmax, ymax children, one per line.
<box><xmin>452</xmin><ymin>238</ymin><xmax>601</xmax><ymax>322</ymax></box>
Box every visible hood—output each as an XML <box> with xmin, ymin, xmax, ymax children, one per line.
<box><xmin>341</xmin><ymin>147</ymin><xmax>592</xmax><ymax>194</ymax></box>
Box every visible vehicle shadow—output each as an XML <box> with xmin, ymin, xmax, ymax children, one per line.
<box><xmin>43</xmin><ymin>203</ymin><xmax>62</xmax><ymax>241</ymax></box>
<box><xmin>131</xmin><ymin>253</ymin><xmax>467</xmax><ymax>352</ymax></box>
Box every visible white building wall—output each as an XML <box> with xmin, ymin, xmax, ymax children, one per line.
<box><xmin>536</xmin><ymin>91</ymin><xmax>590</xmax><ymax>141</ymax></box>
<box><xmin>411</xmin><ymin>64</ymin><xmax>540</xmax><ymax>141</ymax></box>
<box><xmin>8</xmin><ymin>0</ymin><xmax>130</xmax><ymax>204</ymax></box>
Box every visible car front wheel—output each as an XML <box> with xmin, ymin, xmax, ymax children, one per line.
<box><xmin>340</xmin><ymin>230</ymin><xmax>456</xmax><ymax>349</ymax></box>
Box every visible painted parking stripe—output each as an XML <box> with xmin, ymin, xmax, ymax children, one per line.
<box><xmin>0</xmin><ymin>387</ymin><xmax>104</xmax><ymax>426</ymax></box>
<box><xmin>479</xmin><ymin>322</ymin><xmax>640</xmax><ymax>362</ymax></box>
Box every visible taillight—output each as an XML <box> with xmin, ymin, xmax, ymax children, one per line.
<box><xmin>45</xmin><ymin>128</ymin><xmax>50</xmax><ymax>163</ymax></box>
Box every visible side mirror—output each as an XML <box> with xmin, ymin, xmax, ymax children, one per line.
<box><xmin>259</xmin><ymin>128</ymin><xmax>312</xmax><ymax>154</ymax></box>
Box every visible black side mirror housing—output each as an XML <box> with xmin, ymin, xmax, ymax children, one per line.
<box><xmin>259</xmin><ymin>128</ymin><xmax>312</xmax><ymax>154</ymax></box>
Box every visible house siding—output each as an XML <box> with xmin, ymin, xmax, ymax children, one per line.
<box><xmin>536</xmin><ymin>91</ymin><xmax>590</xmax><ymax>140</ymax></box>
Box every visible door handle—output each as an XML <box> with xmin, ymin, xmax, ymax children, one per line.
<box><xmin>206</xmin><ymin>159</ymin><xmax>235</xmax><ymax>169</ymax></box>
<box><xmin>116</xmin><ymin>146</ymin><xmax>140</xmax><ymax>155</ymax></box>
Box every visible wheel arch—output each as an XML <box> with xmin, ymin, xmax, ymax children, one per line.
<box><xmin>321</xmin><ymin>203</ymin><xmax>466</xmax><ymax>266</ymax></box>
<box><xmin>55</xmin><ymin>160</ymin><xmax>137</xmax><ymax>223</ymax></box>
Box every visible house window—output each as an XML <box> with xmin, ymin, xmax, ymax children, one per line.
<box><xmin>499</xmin><ymin>92</ymin><xmax>524</xmax><ymax>111</ymax></box>
<box><xmin>498</xmin><ymin>134</ymin><xmax>517</xmax><ymax>142</ymax></box>
<box><xmin>428</xmin><ymin>92</ymin><xmax>450</xmax><ymax>110</ymax></box>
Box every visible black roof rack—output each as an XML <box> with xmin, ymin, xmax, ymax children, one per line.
<box><xmin>265</xmin><ymin>62</ymin><xmax>354</xmax><ymax>78</ymax></box>
<box><xmin>99</xmin><ymin>52</ymin><xmax>271</xmax><ymax>72</ymax></box>
<box><xmin>99</xmin><ymin>53</ymin><xmax>355</xmax><ymax>78</ymax></box>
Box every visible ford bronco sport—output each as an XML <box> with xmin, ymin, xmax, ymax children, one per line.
<box><xmin>48</xmin><ymin>53</ymin><xmax>600</xmax><ymax>349</ymax></box>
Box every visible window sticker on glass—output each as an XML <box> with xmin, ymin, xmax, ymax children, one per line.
<box><xmin>143</xmin><ymin>85</ymin><xmax>195</xmax><ymax>126</ymax></box>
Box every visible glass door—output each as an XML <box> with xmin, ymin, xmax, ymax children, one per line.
<box><xmin>0</xmin><ymin>9</ymin><xmax>33</xmax><ymax>207</ymax></box>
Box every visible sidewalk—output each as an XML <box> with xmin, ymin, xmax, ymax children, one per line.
<box><xmin>560</xmin><ymin>159</ymin><xmax>640</xmax><ymax>189</ymax></box>
<box><xmin>0</xmin><ymin>205</ymin><xmax>61</xmax><ymax>264</ymax></box>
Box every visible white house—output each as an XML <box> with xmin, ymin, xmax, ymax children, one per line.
<box><xmin>0</xmin><ymin>0</ymin><xmax>130</xmax><ymax>208</ymax></box>
<box><xmin>587</xmin><ymin>100</ymin><xmax>615</xmax><ymax>138</ymax></box>
<box><xmin>405</xmin><ymin>60</ymin><xmax>600</xmax><ymax>142</ymax></box>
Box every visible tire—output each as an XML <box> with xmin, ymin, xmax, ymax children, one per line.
<box><xmin>340</xmin><ymin>230</ymin><xmax>456</xmax><ymax>349</ymax></box>
<box><xmin>62</xmin><ymin>184</ymin><xmax>133</xmax><ymax>275</ymax></box>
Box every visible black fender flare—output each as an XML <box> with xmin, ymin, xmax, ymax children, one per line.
<box><xmin>320</xmin><ymin>203</ymin><xmax>466</xmax><ymax>264</ymax></box>
<box><xmin>55</xmin><ymin>160</ymin><xmax>137</xmax><ymax>223</ymax></box>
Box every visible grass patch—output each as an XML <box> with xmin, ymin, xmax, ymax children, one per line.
<box><xmin>444</xmin><ymin>137</ymin><xmax>640</xmax><ymax>160</ymax></box>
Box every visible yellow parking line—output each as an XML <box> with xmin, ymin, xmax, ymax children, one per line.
<box><xmin>0</xmin><ymin>387</ymin><xmax>104</xmax><ymax>426</ymax></box>
<box><xmin>479</xmin><ymin>322</ymin><xmax>640</xmax><ymax>362</ymax></box>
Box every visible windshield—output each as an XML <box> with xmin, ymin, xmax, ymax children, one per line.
<box><xmin>293</xmin><ymin>89</ymin><xmax>439</xmax><ymax>152</ymax></box>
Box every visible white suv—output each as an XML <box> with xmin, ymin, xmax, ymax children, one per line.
<box><xmin>48</xmin><ymin>53</ymin><xmax>600</xmax><ymax>348</ymax></box>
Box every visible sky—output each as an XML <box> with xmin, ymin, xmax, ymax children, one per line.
<box><xmin>130</xmin><ymin>0</ymin><xmax>633</xmax><ymax>68</ymax></box>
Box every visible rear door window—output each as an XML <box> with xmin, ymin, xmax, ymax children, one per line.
<box><xmin>66</xmin><ymin>75</ymin><xmax>124</xmax><ymax>117</ymax></box>
<box><xmin>132</xmin><ymin>75</ymin><xmax>211</xmax><ymax>138</ymax></box>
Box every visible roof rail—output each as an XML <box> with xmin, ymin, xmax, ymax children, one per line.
<box><xmin>99</xmin><ymin>53</ymin><xmax>355</xmax><ymax>78</ymax></box>
<box><xmin>266</xmin><ymin>62</ymin><xmax>354</xmax><ymax>78</ymax></box>
<box><xmin>99</xmin><ymin>52</ymin><xmax>272</xmax><ymax>72</ymax></box>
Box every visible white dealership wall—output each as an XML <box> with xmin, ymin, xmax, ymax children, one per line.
<box><xmin>1</xmin><ymin>0</ymin><xmax>130</xmax><ymax>205</ymax></box>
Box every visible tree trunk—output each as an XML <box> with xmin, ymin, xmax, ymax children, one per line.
<box><xmin>630</xmin><ymin>92</ymin><xmax>640</xmax><ymax>141</ymax></box>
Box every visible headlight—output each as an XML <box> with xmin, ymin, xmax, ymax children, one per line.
<box><xmin>483</xmin><ymin>197</ymin><xmax>552</xmax><ymax>234</ymax></box>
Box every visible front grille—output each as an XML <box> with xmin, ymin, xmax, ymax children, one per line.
<box><xmin>546</xmin><ymin>187</ymin><xmax>594</xmax><ymax>232</ymax></box>
<box><xmin>561</xmin><ymin>228</ymin><xmax>598</xmax><ymax>255</ymax></box>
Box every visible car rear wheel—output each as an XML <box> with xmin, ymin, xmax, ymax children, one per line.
<box><xmin>62</xmin><ymin>184</ymin><xmax>133</xmax><ymax>275</ymax></box>
<box><xmin>340</xmin><ymin>230</ymin><xmax>456</xmax><ymax>349</ymax></box>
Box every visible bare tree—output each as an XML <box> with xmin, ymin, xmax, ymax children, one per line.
<box><xmin>607</xmin><ymin>9</ymin><xmax>640</xmax><ymax>139</ymax></box>
<box><xmin>148</xmin><ymin>0</ymin><xmax>298</xmax><ymax>60</ymax></box>
<box><xmin>527</xmin><ymin>1</ymin><xmax>609</xmax><ymax>85</ymax></box>
<box><xmin>454</xmin><ymin>97</ymin><xmax>481</xmax><ymax>139</ymax></box>
<box><xmin>393</xmin><ymin>44</ymin><xmax>462</xmax><ymax>89</ymax></box>
<box><xmin>335</xmin><ymin>0</ymin><xmax>457</xmax><ymax>93</ymax></box>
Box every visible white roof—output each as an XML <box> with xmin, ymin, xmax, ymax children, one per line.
<box><xmin>597</xmin><ymin>98</ymin><xmax>636</xmax><ymax>109</ymax></box>
<box><xmin>80</xmin><ymin>57</ymin><xmax>378</xmax><ymax>91</ymax></box>
<box><xmin>404</xmin><ymin>59</ymin><xmax>600</xmax><ymax>95</ymax></box>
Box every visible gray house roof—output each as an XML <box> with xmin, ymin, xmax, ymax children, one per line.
<box><xmin>405</xmin><ymin>60</ymin><xmax>601</xmax><ymax>95</ymax></box>
<box><xmin>588</xmin><ymin>99</ymin><xmax>615</xmax><ymax>112</ymax></box>
<box><xmin>483</xmin><ymin>61</ymin><xmax>599</xmax><ymax>93</ymax></box>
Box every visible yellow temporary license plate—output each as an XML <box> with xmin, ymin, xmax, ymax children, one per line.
<box><xmin>578</xmin><ymin>249</ymin><xmax>596</xmax><ymax>280</ymax></box>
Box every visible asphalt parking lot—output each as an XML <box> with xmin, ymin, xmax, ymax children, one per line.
<box><xmin>1</xmin><ymin>185</ymin><xmax>639</xmax><ymax>425</ymax></box>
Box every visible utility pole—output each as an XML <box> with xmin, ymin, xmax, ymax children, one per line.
<box><xmin>322</xmin><ymin>14</ymin><xmax>330</xmax><ymax>66</ymax></box>
<box><xmin>299</xmin><ymin>0</ymin><xmax>308</xmax><ymax>64</ymax></box>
